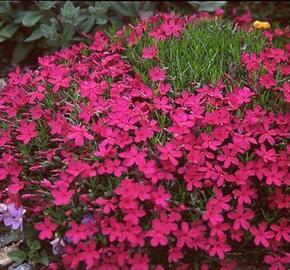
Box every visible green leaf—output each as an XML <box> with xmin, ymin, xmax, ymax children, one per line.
<box><xmin>0</xmin><ymin>24</ymin><xmax>19</xmax><ymax>38</ymax></box>
<box><xmin>23</xmin><ymin>223</ymin><xmax>39</xmax><ymax>240</ymax></box>
<box><xmin>96</xmin><ymin>14</ymin><xmax>108</xmax><ymax>25</ymax></box>
<box><xmin>78</xmin><ymin>16</ymin><xmax>95</xmax><ymax>33</ymax></box>
<box><xmin>40</xmin><ymin>23</ymin><xmax>57</xmax><ymax>40</ymax></box>
<box><xmin>62</xmin><ymin>23</ymin><xmax>75</xmax><ymax>46</ymax></box>
<box><xmin>14</xmin><ymin>10</ymin><xmax>27</xmax><ymax>24</ymax></box>
<box><xmin>22</xmin><ymin>11</ymin><xmax>43</xmax><ymax>27</ymax></box>
<box><xmin>25</xmin><ymin>27</ymin><xmax>43</xmax><ymax>42</ymax></box>
<box><xmin>0</xmin><ymin>2</ymin><xmax>11</xmax><ymax>13</ymax></box>
<box><xmin>12</xmin><ymin>42</ymin><xmax>34</xmax><ymax>63</ymax></box>
<box><xmin>28</xmin><ymin>240</ymin><xmax>41</xmax><ymax>251</ymax></box>
<box><xmin>188</xmin><ymin>1</ymin><xmax>227</xmax><ymax>12</ymax></box>
<box><xmin>111</xmin><ymin>2</ymin><xmax>138</xmax><ymax>17</ymax></box>
<box><xmin>39</xmin><ymin>250</ymin><xmax>49</xmax><ymax>266</ymax></box>
<box><xmin>38</xmin><ymin>1</ymin><xmax>57</xmax><ymax>10</ymax></box>
<box><xmin>8</xmin><ymin>250</ymin><xmax>26</xmax><ymax>264</ymax></box>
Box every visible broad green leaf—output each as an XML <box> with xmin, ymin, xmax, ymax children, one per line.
<box><xmin>14</xmin><ymin>10</ymin><xmax>27</xmax><ymax>24</ymax></box>
<box><xmin>25</xmin><ymin>27</ymin><xmax>43</xmax><ymax>42</ymax></box>
<box><xmin>28</xmin><ymin>240</ymin><xmax>41</xmax><ymax>251</ymax></box>
<box><xmin>22</xmin><ymin>11</ymin><xmax>43</xmax><ymax>27</ymax></box>
<box><xmin>8</xmin><ymin>250</ymin><xmax>26</xmax><ymax>264</ymax></box>
<box><xmin>40</xmin><ymin>23</ymin><xmax>57</xmax><ymax>40</ymax></box>
<box><xmin>78</xmin><ymin>16</ymin><xmax>95</xmax><ymax>33</ymax></box>
<box><xmin>39</xmin><ymin>250</ymin><xmax>49</xmax><ymax>266</ymax></box>
<box><xmin>188</xmin><ymin>1</ymin><xmax>227</xmax><ymax>12</ymax></box>
<box><xmin>12</xmin><ymin>42</ymin><xmax>34</xmax><ymax>63</ymax></box>
<box><xmin>38</xmin><ymin>1</ymin><xmax>57</xmax><ymax>10</ymax></box>
<box><xmin>0</xmin><ymin>24</ymin><xmax>19</xmax><ymax>38</ymax></box>
<box><xmin>23</xmin><ymin>223</ymin><xmax>38</xmax><ymax>240</ymax></box>
<box><xmin>0</xmin><ymin>2</ymin><xmax>10</xmax><ymax>13</ymax></box>
<box><xmin>96</xmin><ymin>14</ymin><xmax>108</xmax><ymax>25</ymax></box>
<box><xmin>111</xmin><ymin>2</ymin><xmax>138</xmax><ymax>17</ymax></box>
<box><xmin>62</xmin><ymin>23</ymin><xmax>75</xmax><ymax>46</ymax></box>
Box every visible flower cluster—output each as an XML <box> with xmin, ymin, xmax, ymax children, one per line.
<box><xmin>0</xmin><ymin>11</ymin><xmax>289</xmax><ymax>270</ymax></box>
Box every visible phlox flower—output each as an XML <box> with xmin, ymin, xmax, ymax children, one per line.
<box><xmin>142</xmin><ymin>45</ymin><xmax>158</xmax><ymax>59</ymax></box>
<box><xmin>264</xmin><ymin>254</ymin><xmax>290</xmax><ymax>270</ymax></box>
<box><xmin>157</xmin><ymin>142</ymin><xmax>182</xmax><ymax>166</ymax></box>
<box><xmin>65</xmin><ymin>221</ymin><xmax>90</xmax><ymax>244</ymax></box>
<box><xmin>16</xmin><ymin>120</ymin><xmax>37</xmax><ymax>144</ymax></box>
<box><xmin>208</xmin><ymin>235</ymin><xmax>231</xmax><ymax>259</ymax></box>
<box><xmin>228</xmin><ymin>206</ymin><xmax>255</xmax><ymax>230</ymax></box>
<box><xmin>67</xmin><ymin>125</ymin><xmax>94</xmax><ymax>146</ymax></box>
<box><xmin>270</xmin><ymin>218</ymin><xmax>290</xmax><ymax>242</ymax></box>
<box><xmin>149</xmin><ymin>66</ymin><xmax>166</xmax><ymax>82</ymax></box>
<box><xmin>250</xmin><ymin>222</ymin><xmax>275</xmax><ymax>247</ymax></box>
<box><xmin>35</xmin><ymin>216</ymin><xmax>58</xmax><ymax>240</ymax></box>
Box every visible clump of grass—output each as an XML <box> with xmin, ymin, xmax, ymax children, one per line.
<box><xmin>125</xmin><ymin>19</ymin><xmax>266</xmax><ymax>90</ymax></box>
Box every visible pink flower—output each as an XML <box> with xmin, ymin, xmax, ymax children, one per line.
<box><xmin>228</xmin><ymin>206</ymin><xmax>255</xmax><ymax>230</ymax></box>
<box><xmin>250</xmin><ymin>222</ymin><xmax>275</xmax><ymax>247</ymax></box>
<box><xmin>78</xmin><ymin>241</ymin><xmax>100</xmax><ymax>269</ymax></box>
<box><xmin>130</xmin><ymin>253</ymin><xmax>149</xmax><ymax>270</ymax></box>
<box><xmin>217</xmin><ymin>147</ymin><xmax>240</xmax><ymax>168</ymax></box>
<box><xmin>146</xmin><ymin>219</ymin><xmax>170</xmax><ymax>246</ymax></box>
<box><xmin>16</xmin><ymin>121</ymin><xmax>37</xmax><ymax>144</ymax></box>
<box><xmin>142</xmin><ymin>45</ymin><xmax>158</xmax><ymax>59</ymax></box>
<box><xmin>149</xmin><ymin>66</ymin><xmax>166</xmax><ymax>82</ymax></box>
<box><xmin>264</xmin><ymin>254</ymin><xmax>290</xmax><ymax>270</ymax></box>
<box><xmin>151</xmin><ymin>186</ymin><xmax>171</xmax><ymax>208</ymax></box>
<box><xmin>119</xmin><ymin>145</ymin><xmax>146</xmax><ymax>167</ymax></box>
<box><xmin>202</xmin><ymin>203</ymin><xmax>224</xmax><ymax>226</ymax></box>
<box><xmin>255</xmin><ymin>144</ymin><xmax>276</xmax><ymax>163</ymax></box>
<box><xmin>208</xmin><ymin>235</ymin><xmax>231</xmax><ymax>259</ymax></box>
<box><xmin>67</xmin><ymin>125</ymin><xmax>94</xmax><ymax>146</ymax></box>
<box><xmin>35</xmin><ymin>216</ymin><xmax>58</xmax><ymax>240</ymax></box>
<box><xmin>157</xmin><ymin>142</ymin><xmax>182</xmax><ymax>166</ymax></box>
<box><xmin>264</xmin><ymin>163</ymin><xmax>286</xmax><ymax>186</ymax></box>
<box><xmin>260</xmin><ymin>73</ymin><xmax>276</xmax><ymax>89</ymax></box>
<box><xmin>270</xmin><ymin>218</ymin><xmax>290</xmax><ymax>242</ymax></box>
<box><xmin>65</xmin><ymin>221</ymin><xmax>89</xmax><ymax>244</ymax></box>
<box><xmin>51</xmin><ymin>185</ymin><xmax>74</xmax><ymax>206</ymax></box>
<box><xmin>161</xmin><ymin>18</ymin><xmax>183</xmax><ymax>37</ymax></box>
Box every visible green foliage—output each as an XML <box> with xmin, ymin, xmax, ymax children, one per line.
<box><xmin>125</xmin><ymin>19</ymin><xmax>265</xmax><ymax>91</ymax></box>
<box><xmin>188</xmin><ymin>1</ymin><xmax>226</xmax><ymax>12</ymax></box>
<box><xmin>8</xmin><ymin>223</ymin><xmax>50</xmax><ymax>266</ymax></box>
<box><xmin>0</xmin><ymin>1</ymin><xmax>158</xmax><ymax>64</ymax></box>
<box><xmin>8</xmin><ymin>250</ymin><xmax>27</xmax><ymax>264</ymax></box>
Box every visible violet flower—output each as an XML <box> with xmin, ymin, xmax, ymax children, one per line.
<box><xmin>0</xmin><ymin>203</ymin><xmax>25</xmax><ymax>231</ymax></box>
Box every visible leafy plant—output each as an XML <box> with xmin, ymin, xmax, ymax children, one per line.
<box><xmin>188</xmin><ymin>1</ymin><xmax>227</xmax><ymax>12</ymax></box>
<box><xmin>0</xmin><ymin>1</ymin><xmax>158</xmax><ymax>64</ymax></box>
<box><xmin>7</xmin><ymin>224</ymin><xmax>50</xmax><ymax>267</ymax></box>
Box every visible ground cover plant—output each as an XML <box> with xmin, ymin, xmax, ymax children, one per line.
<box><xmin>0</xmin><ymin>9</ymin><xmax>289</xmax><ymax>270</ymax></box>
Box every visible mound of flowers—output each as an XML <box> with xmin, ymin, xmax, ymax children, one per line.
<box><xmin>0</xmin><ymin>12</ymin><xmax>289</xmax><ymax>270</ymax></box>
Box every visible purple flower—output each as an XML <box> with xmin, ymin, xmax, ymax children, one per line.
<box><xmin>0</xmin><ymin>203</ymin><xmax>25</xmax><ymax>231</ymax></box>
<box><xmin>50</xmin><ymin>237</ymin><xmax>65</xmax><ymax>255</ymax></box>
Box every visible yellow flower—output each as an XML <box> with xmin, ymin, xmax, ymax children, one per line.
<box><xmin>253</xmin><ymin>20</ymin><xmax>271</xmax><ymax>30</ymax></box>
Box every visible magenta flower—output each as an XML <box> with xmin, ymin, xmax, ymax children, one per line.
<box><xmin>67</xmin><ymin>125</ymin><xmax>94</xmax><ymax>146</ymax></box>
<box><xmin>35</xmin><ymin>216</ymin><xmax>58</xmax><ymax>240</ymax></box>
<box><xmin>157</xmin><ymin>142</ymin><xmax>182</xmax><ymax>166</ymax></box>
<box><xmin>250</xmin><ymin>222</ymin><xmax>275</xmax><ymax>247</ymax></box>
<box><xmin>149</xmin><ymin>66</ymin><xmax>166</xmax><ymax>82</ymax></box>
<box><xmin>208</xmin><ymin>235</ymin><xmax>231</xmax><ymax>259</ymax></box>
<box><xmin>142</xmin><ymin>45</ymin><xmax>158</xmax><ymax>59</ymax></box>
<box><xmin>16</xmin><ymin>120</ymin><xmax>37</xmax><ymax>144</ymax></box>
